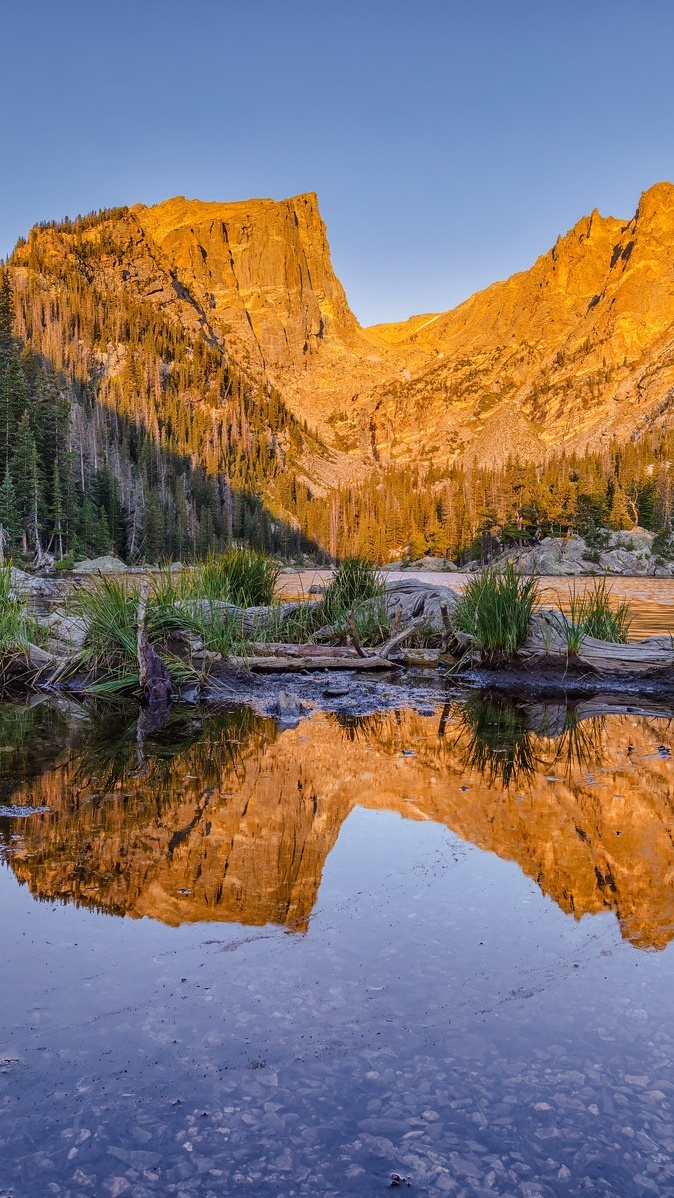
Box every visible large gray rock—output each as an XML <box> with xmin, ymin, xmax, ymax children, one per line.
<box><xmin>504</xmin><ymin>527</ymin><xmax>665</xmax><ymax>577</ymax></box>
<box><xmin>9</xmin><ymin>567</ymin><xmax>64</xmax><ymax>598</ymax></box>
<box><xmin>399</xmin><ymin>556</ymin><xmax>459</xmax><ymax>572</ymax></box>
<box><xmin>598</xmin><ymin>548</ymin><xmax>647</xmax><ymax>574</ymax></box>
<box><xmin>607</xmin><ymin>527</ymin><xmax>655</xmax><ymax>551</ymax></box>
<box><xmin>523</xmin><ymin>534</ymin><xmax>587</xmax><ymax>576</ymax></box>
<box><xmin>40</xmin><ymin>611</ymin><xmax>88</xmax><ymax>648</ymax></box>
<box><xmin>72</xmin><ymin>554</ymin><xmax>128</xmax><ymax>575</ymax></box>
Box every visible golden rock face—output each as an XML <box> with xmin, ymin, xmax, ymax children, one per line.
<box><xmin>361</xmin><ymin>182</ymin><xmax>674</xmax><ymax>467</ymax></box>
<box><xmin>132</xmin><ymin>193</ymin><xmax>413</xmax><ymax>451</ymax></box>
<box><xmin>129</xmin><ymin>182</ymin><xmax>674</xmax><ymax>471</ymax></box>
<box><xmin>5</xmin><ymin>704</ymin><xmax>674</xmax><ymax>950</ymax></box>
<box><xmin>11</xmin><ymin>182</ymin><xmax>674</xmax><ymax>474</ymax></box>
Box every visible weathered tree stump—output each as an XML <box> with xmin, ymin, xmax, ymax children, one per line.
<box><xmin>137</xmin><ymin>583</ymin><xmax>174</xmax><ymax>714</ymax></box>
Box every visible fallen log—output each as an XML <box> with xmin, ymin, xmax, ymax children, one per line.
<box><xmin>177</xmin><ymin>598</ymin><xmax>320</xmax><ymax>634</ymax></box>
<box><xmin>398</xmin><ymin>649</ymin><xmax>443</xmax><ymax>668</ymax></box>
<box><xmin>519</xmin><ymin>609</ymin><xmax>674</xmax><ymax>675</ymax></box>
<box><xmin>247</xmin><ymin>643</ymin><xmax>362</xmax><ymax>658</ymax></box>
<box><xmin>224</xmin><ymin>653</ymin><xmax>395</xmax><ymax>672</ymax></box>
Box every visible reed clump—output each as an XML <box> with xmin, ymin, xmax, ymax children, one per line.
<box><xmin>452</xmin><ymin>564</ymin><xmax>539</xmax><ymax>662</ymax></box>
<box><xmin>278</xmin><ymin>557</ymin><xmax>389</xmax><ymax>646</ymax></box>
<box><xmin>185</xmin><ymin>549</ymin><xmax>280</xmax><ymax>607</ymax></box>
<box><xmin>321</xmin><ymin>557</ymin><xmax>384</xmax><ymax>623</ymax></box>
<box><xmin>563</xmin><ymin>579</ymin><xmax>632</xmax><ymax>655</ymax></box>
<box><xmin>0</xmin><ymin>566</ymin><xmax>43</xmax><ymax>658</ymax></box>
<box><xmin>64</xmin><ymin>576</ymin><xmax>198</xmax><ymax>694</ymax></box>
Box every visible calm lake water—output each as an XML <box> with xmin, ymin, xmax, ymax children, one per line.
<box><xmin>281</xmin><ymin>570</ymin><xmax>674</xmax><ymax>639</ymax></box>
<box><xmin>3</xmin><ymin>688</ymin><xmax>674</xmax><ymax>1197</ymax></box>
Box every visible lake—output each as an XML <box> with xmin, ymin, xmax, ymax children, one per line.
<box><xmin>280</xmin><ymin>569</ymin><xmax>674</xmax><ymax>639</ymax></box>
<box><xmin>2</xmin><ymin>687</ymin><xmax>674</xmax><ymax>1196</ymax></box>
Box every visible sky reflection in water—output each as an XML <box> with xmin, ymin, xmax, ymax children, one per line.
<box><xmin>2</xmin><ymin>695</ymin><xmax>674</xmax><ymax>1196</ymax></box>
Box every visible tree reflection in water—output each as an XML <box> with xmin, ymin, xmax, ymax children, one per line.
<box><xmin>454</xmin><ymin>692</ymin><xmax>609</xmax><ymax>788</ymax></box>
<box><xmin>454</xmin><ymin>693</ymin><xmax>540</xmax><ymax>788</ymax></box>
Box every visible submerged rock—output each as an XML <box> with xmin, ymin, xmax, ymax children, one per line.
<box><xmin>274</xmin><ymin>689</ymin><xmax>303</xmax><ymax>726</ymax></box>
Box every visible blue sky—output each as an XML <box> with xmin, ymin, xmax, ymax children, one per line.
<box><xmin>2</xmin><ymin>0</ymin><xmax>674</xmax><ymax>324</ymax></box>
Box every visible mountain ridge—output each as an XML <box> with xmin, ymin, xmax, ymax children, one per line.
<box><xmin>5</xmin><ymin>182</ymin><xmax>674</xmax><ymax>563</ymax></box>
<box><xmin>13</xmin><ymin>181</ymin><xmax>674</xmax><ymax>476</ymax></box>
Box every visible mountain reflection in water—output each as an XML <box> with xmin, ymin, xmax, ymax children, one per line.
<box><xmin>2</xmin><ymin>695</ymin><xmax>674</xmax><ymax>949</ymax></box>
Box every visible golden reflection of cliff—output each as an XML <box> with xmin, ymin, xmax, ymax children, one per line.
<box><xmin>5</xmin><ymin>703</ymin><xmax>674</xmax><ymax>949</ymax></box>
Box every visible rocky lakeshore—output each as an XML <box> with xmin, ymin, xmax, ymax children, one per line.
<box><xmin>390</xmin><ymin>527</ymin><xmax>674</xmax><ymax>578</ymax></box>
<box><xmin>3</xmin><ymin>557</ymin><xmax>674</xmax><ymax>714</ymax></box>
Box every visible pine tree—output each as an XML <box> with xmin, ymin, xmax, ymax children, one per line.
<box><xmin>608</xmin><ymin>484</ymin><xmax>636</xmax><ymax>531</ymax></box>
<box><xmin>11</xmin><ymin>413</ymin><xmax>43</xmax><ymax>554</ymax></box>
<box><xmin>50</xmin><ymin>461</ymin><xmax>65</xmax><ymax>558</ymax></box>
<box><xmin>0</xmin><ymin>466</ymin><xmax>20</xmax><ymax>558</ymax></box>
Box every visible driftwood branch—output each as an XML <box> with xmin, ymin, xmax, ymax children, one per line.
<box><xmin>519</xmin><ymin>610</ymin><xmax>674</xmax><ymax>674</ymax></box>
<box><xmin>247</xmin><ymin>643</ymin><xmax>361</xmax><ymax>658</ymax></box>
<box><xmin>378</xmin><ymin>616</ymin><xmax>425</xmax><ymax>660</ymax></box>
<box><xmin>225</xmin><ymin>653</ymin><xmax>394</xmax><ymax>672</ymax></box>
<box><xmin>347</xmin><ymin>609</ymin><xmax>367</xmax><ymax>658</ymax></box>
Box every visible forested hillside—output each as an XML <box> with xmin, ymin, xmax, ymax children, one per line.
<box><xmin>2</xmin><ymin>207</ymin><xmax>330</xmax><ymax>562</ymax></box>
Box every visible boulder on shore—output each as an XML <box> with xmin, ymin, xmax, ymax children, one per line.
<box><xmin>395</xmin><ymin>555</ymin><xmax>459</xmax><ymax>572</ymax></box>
<box><xmin>9</xmin><ymin>567</ymin><xmax>64</xmax><ymax>599</ymax></box>
<box><xmin>72</xmin><ymin>555</ymin><xmax>128</xmax><ymax>575</ymax></box>
<box><xmin>503</xmin><ymin>528</ymin><xmax>673</xmax><ymax>577</ymax></box>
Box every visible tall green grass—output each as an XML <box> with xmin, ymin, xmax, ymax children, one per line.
<box><xmin>185</xmin><ymin>549</ymin><xmax>280</xmax><ymax>607</ymax></box>
<box><xmin>0</xmin><ymin>565</ymin><xmax>43</xmax><ymax>656</ymax></box>
<box><xmin>321</xmin><ymin>557</ymin><xmax>384</xmax><ymax>623</ymax></box>
<box><xmin>277</xmin><ymin>557</ymin><xmax>389</xmax><ymax>646</ymax></box>
<box><xmin>61</xmin><ymin>555</ymin><xmax>390</xmax><ymax>692</ymax></box>
<box><xmin>562</xmin><ymin>579</ymin><xmax>631</xmax><ymax>653</ymax></box>
<box><xmin>452</xmin><ymin>564</ymin><xmax>539</xmax><ymax>662</ymax></box>
<box><xmin>148</xmin><ymin>566</ymin><xmax>254</xmax><ymax>656</ymax></box>
<box><xmin>64</xmin><ymin>576</ymin><xmax>197</xmax><ymax>694</ymax></box>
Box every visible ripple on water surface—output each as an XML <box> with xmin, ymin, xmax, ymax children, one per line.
<box><xmin>2</xmin><ymin>695</ymin><xmax>674</xmax><ymax>1195</ymax></box>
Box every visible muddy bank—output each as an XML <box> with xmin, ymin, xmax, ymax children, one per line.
<box><xmin>455</xmin><ymin>661</ymin><xmax>674</xmax><ymax>705</ymax></box>
<box><xmin>195</xmin><ymin>661</ymin><xmax>674</xmax><ymax>725</ymax></box>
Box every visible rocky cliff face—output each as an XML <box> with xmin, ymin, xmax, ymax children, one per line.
<box><xmin>10</xmin><ymin>182</ymin><xmax>674</xmax><ymax>478</ymax></box>
<box><xmin>133</xmin><ymin>194</ymin><xmax>432</xmax><ymax>458</ymax></box>
<box><xmin>360</xmin><ymin>182</ymin><xmax>674</xmax><ymax>467</ymax></box>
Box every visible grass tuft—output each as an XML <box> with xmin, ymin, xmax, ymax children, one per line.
<box><xmin>277</xmin><ymin>557</ymin><xmax>389</xmax><ymax>646</ymax></box>
<box><xmin>0</xmin><ymin>565</ymin><xmax>44</xmax><ymax>656</ymax></box>
<box><xmin>562</xmin><ymin>579</ymin><xmax>631</xmax><ymax>653</ymax></box>
<box><xmin>452</xmin><ymin>564</ymin><xmax>539</xmax><ymax>662</ymax></box>
<box><xmin>321</xmin><ymin>557</ymin><xmax>384</xmax><ymax>624</ymax></box>
<box><xmin>64</xmin><ymin>576</ymin><xmax>199</xmax><ymax>693</ymax></box>
<box><xmin>185</xmin><ymin>549</ymin><xmax>280</xmax><ymax>607</ymax></box>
